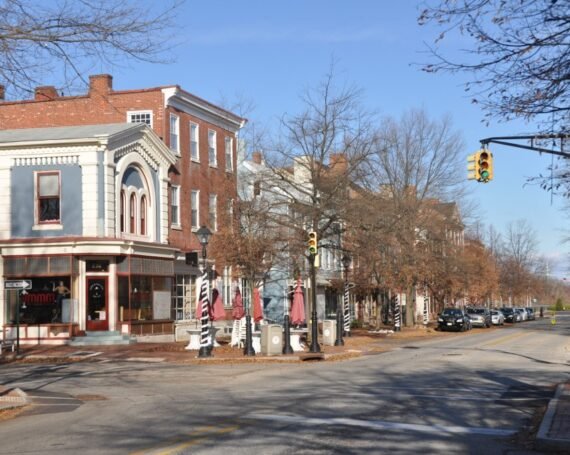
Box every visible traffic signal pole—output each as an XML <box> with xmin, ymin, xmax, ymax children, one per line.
<box><xmin>308</xmin><ymin>252</ymin><xmax>321</xmax><ymax>353</ymax></box>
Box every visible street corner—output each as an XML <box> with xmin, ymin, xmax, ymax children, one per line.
<box><xmin>536</xmin><ymin>382</ymin><xmax>570</xmax><ymax>452</ymax></box>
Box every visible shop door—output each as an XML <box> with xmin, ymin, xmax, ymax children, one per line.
<box><xmin>86</xmin><ymin>277</ymin><xmax>108</xmax><ymax>331</ymax></box>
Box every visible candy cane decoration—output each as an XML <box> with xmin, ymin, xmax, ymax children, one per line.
<box><xmin>199</xmin><ymin>270</ymin><xmax>210</xmax><ymax>350</ymax></box>
<box><xmin>423</xmin><ymin>283</ymin><xmax>429</xmax><ymax>326</ymax></box>
<box><xmin>343</xmin><ymin>280</ymin><xmax>350</xmax><ymax>335</ymax></box>
<box><xmin>394</xmin><ymin>294</ymin><xmax>401</xmax><ymax>331</ymax></box>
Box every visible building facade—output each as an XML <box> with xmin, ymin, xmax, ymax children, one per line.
<box><xmin>0</xmin><ymin>124</ymin><xmax>178</xmax><ymax>343</ymax></box>
<box><xmin>0</xmin><ymin>75</ymin><xmax>246</xmax><ymax>340</ymax></box>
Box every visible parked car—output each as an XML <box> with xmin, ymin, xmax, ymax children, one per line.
<box><xmin>491</xmin><ymin>310</ymin><xmax>505</xmax><ymax>326</ymax></box>
<box><xmin>526</xmin><ymin>308</ymin><xmax>535</xmax><ymax>320</ymax></box>
<box><xmin>466</xmin><ymin>308</ymin><xmax>492</xmax><ymax>328</ymax></box>
<box><xmin>516</xmin><ymin>308</ymin><xmax>528</xmax><ymax>321</ymax></box>
<box><xmin>438</xmin><ymin>308</ymin><xmax>472</xmax><ymax>332</ymax></box>
<box><xmin>501</xmin><ymin>307</ymin><xmax>521</xmax><ymax>323</ymax></box>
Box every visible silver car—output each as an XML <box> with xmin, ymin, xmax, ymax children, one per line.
<box><xmin>491</xmin><ymin>310</ymin><xmax>505</xmax><ymax>326</ymax></box>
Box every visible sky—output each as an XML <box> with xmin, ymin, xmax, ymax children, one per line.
<box><xmin>106</xmin><ymin>0</ymin><xmax>568</xmax><ymax>277</ymax></box>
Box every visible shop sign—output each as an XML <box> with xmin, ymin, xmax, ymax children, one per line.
<box><xmin>5</xmin><ymin>279</ymin><xmax>32</xmax><ymax>290</ymax></box>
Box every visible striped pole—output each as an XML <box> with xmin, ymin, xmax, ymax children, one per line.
<box><xmin>198</xmin><ymin>270</ymin><xmax>211</xmax><ymax>357</ymax></box>
<box><xmin>343</xmin><ymin>280</ymin><xmax>351</xmax><ymax>336</ymax></box>
<box><xmin>423</xmin><ymin>283</ymin><xmax>429</xmax><ymax>326</ymax></box>
<box><xmin>394</xmin><ymin>293</ymin><xmax>401</xmax><ymax>331</ymax></box>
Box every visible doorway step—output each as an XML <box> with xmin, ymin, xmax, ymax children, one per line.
<box><xmin>69</xmin><ymin>331</ymin><xmax>136</xmax><ymax>346</ymax></box>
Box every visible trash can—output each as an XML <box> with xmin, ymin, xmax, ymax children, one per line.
<box><xmin>260</xmin><ymin>324</ymin><xmax>283</xmax><ymax>356</ymax></box>
<box><xmin>322</xmin><ymin>319</ymin><xmax>336</xmax><ymax>346</ymax></box>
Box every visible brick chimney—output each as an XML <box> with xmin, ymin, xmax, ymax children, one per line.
<box><xmin>0</xmin><ymin>85</ymin><xmax>5</xmax><ymax>101</ymax></box>
<box><xmin>89</xmin><ymin>74</ymin><xmax>113</xmax><ymax>96</ymax></box>
<box><xmin>252</xmin><ymin>151</ymin><xmax>264</xmax><ymax>164</ymax></box>
<box><xmin>34</xmin><ymin>86</ymin><xmax>59</xmax><ymax>101</ymax></box>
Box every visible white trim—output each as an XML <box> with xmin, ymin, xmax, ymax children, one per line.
<box><xmin>169</xmin><ymin>114</ymin><xmax>180</xmax><ymax>155</ymax></box>
<box><xmin>171</xmin><ymin>184</ymin><xmax>181</xmax><ymax>227</ymax></box>
<box><xmin>225</xmin><ymin>136</ymin><xmax>233</xmax><ymax>172</ymax></box>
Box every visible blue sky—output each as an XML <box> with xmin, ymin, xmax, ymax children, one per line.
<box><xmin>113</xmin><ymin>0</ymin><xmax>568</xmax><ymax>276</ymax></box>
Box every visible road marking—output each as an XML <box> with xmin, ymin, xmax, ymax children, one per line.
<box><xmin>247</xmin><ymin>413</ymin><xmax>517</xmax><ymax>437</ymax></box>
<box><xmin>131</xmin><ymin>425</ymin><xmax>239</xmax><ymax>455</ymax></box>
<box><xmin>481</xmin><ymin>331</ymin><xmax>529</xmax><ymax>347</ymax></box>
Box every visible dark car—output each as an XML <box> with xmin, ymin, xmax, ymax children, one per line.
<box><xmin>501</xmin><ymin>307</ymin><xmax>521</xmax><ymax>323</ymax></box>
<box><xmin>438</xmin><ymin>308</ymin><xmax>472</xmax><ymax>332</ymax></box>
<box><xmin>466</xmin><ymin>308</ymin><xmax>492</xmax><ymax>328</ymax></box>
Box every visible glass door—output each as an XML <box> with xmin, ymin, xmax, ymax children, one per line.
<box><xmin>86</xmin><ymin>277</ymin><xmax>108</xmax><ymax>331</ymax></box>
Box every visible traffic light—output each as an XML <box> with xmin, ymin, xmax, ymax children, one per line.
<box><xmin>467</xmin><ymin>153</ymin><xmax>479</xmax><ymax>180</ymax></box>
<box><xmin>308</xmin><ymin>231</ymin><xmax>318</xmax><ymax>255</ymax></box>
<box><xmin>478</xmin><ymin>149</ymin><xmax>493</xmax><ymax>183</ymax></box>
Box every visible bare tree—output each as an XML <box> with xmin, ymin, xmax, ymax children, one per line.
<box><xmin>418</xmin><ymin>0</ymin><xmax>570</xmax><ymax>132</ymax></box>
<box><xmin>359</xmin><ymin>109</ymin><xmax>467</xmax><ymax>324</ymax></box>
<box><xmin>0</xmin><ymin>0</ymin><xmax>182</xmax><ymax>96</ymax></box>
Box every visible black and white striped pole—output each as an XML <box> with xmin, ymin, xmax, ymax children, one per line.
<box><xmin>336</xmin><ymin>254</ymin><xmax>351</xmax><ymax>346</ymax></box>
<box><xmin>423</xmin><ymin>282</ymin><xmax>429</xmax><ymax>326</ymax></box>
<box><xmin>394</xmin><ymin>293</ymin><xmax>401</xmax><ymax>332</ymax></box>
<box><xmin>196</xmin><ymin>226</ymin><xmax>213</xmax><ymax>358</ymax></box>
<box><xmin>343</xmin><ymin>266</ymin><xmax>351</xmax><ymax>337</ymax></box>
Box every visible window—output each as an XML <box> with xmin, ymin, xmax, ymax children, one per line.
<box><xmin>209</xmin><ymin>194</ymin><xmax>217</xmax><ymax>231</ymax></box>
<box><xmin>253</xmin><ymin>180</ymin><xmax>261</xmax><ymax>197</ymax></box>
<box><xmin>127</xmin><ymin>111</ymin><xmax>153</xmax><ymax>127</ymax></box>
<box><xmin>140</xmin><ymin>195</ymin><xmax>147</xmax><ymax>235</ymax></box>
<box><xmin>191</xmin><ymin>190</ymin><xmax>199</xmax><ymax>229</ymax></box>
<box><xmin>225</xmin><ymin>137</ymin><xmax>233</xmax><ymax>171</ymax></box>
<box><xmin>190</xmin><ymin>123</ymin><xmax>199</xmax><ymax>161</ymax></box>
<box><xmin>171</xmin><ymin>186</ymin><xmax>180</xmax><ymax>226</ymax></box>
<box><xmin>208</xmin><ymin>130</ymin><xmax>217</xmax><ymax>165</ymax></box>
<box><xmin>37</xmin><ymin>172</ymin><xmax>60</xmax><ymax>223</ymax></box>
<box><xmin>129</xmin><ymin>194</ymin><xmax>136</xmax><ymax>233</ymax></box>
<box><xmin>222</xmin><ymin>267</ymin><xmax>232</xmax><ymax>307</ymax></box>
<box><xmin>172</xmin><ymin>274</ymin><xmax>197</xmax><ymax>320</ymax></box>
<box><xmin>120</xmin><ymin>190</ymin><xmax>126</xmax><ymax>232</ymax></box>
<box><xmin>170</xmin><ymin>114</ymin><xmax>179</xmax><ymax>153</ymax></box>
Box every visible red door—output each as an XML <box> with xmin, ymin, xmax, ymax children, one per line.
<box><xmin>86</xmin><ymin>277</ymin><xmax>108</xmax><ymax>331</ymax></box>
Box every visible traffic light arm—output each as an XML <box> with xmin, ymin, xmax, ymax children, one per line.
<box><xmin>480</xmin><ymin>135</ymin><xmax>570</xmax><ymax>159</ymax></box>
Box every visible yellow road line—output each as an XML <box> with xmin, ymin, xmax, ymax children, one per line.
<box><xmin>131</xmin><ymin>425</ymin><xmax>239</xmax><ymax>455</ymax></box>
<box><xmin>481</xmin><ymin>331</ymin><xmax>529</xmax><ymax>348</ymax></box>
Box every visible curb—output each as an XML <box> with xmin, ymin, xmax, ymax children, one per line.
<box><xmin>536</xmin><ymin>384</ymin><xmax>570</xmax><ymax>451</ymax></box>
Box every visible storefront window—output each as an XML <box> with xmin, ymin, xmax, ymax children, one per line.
<box><xmin>172</xmin><ymin>274</ymin><xmax>196</xmax><ymax>320</ymax></box>
<box><xmin>5</xmin><ymin>277</ymin><xmax>71</xmax><ymax>324</ymax></box>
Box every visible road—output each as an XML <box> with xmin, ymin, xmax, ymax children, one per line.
<box><xmin>1</xmin><ymin>314</ymin><xmax>568</xmax><ymax>454</ymax></box>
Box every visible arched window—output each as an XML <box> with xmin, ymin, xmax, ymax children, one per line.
<box><xmin>130</xmin><ymin>194</ymin><xmax>136</xmax><ymax>233</ymax></box>
<box><xmin>120</xmin><ymin>190</ymin><xmax>126</xmax><ymax>232</ymax></box>
<box><xmin>140</xmin><ymin>195</ymin><xmax>147</xmax><ymax>236</ymax></box>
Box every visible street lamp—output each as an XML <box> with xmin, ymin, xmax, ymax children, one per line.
<box><xmin>196</xmin><ymin>225</ymin><xmax>213</xmax><ymax>358</ymax></box>
<box><xmin>336</xmin><ymin>254</ymin><xmax>351</xmax><ymax>345</ymax></box>
<box><xmin>15</xmin><ymin>290</ymin><xmax>27</xmax><ymax>355</ymax></box>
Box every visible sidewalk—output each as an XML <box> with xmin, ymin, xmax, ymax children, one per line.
<box><xmin>0</xmin><ymin>325</ymin><xmax>442</xmax><ymax>364</ymax></box>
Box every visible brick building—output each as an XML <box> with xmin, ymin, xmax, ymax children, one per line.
<box><xmin>0</xmin><ymin>75</ymin><xmax>245</xmax><ymax>341</ymax></box>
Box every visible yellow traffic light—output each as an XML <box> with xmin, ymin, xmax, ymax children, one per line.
<box><xmin>478</xmin><ymin>149</ymin><xmax>493</xmax><ymax>183</ymax></box>
<box><xmin>467</xmin><ymin>153</ymin><xmax>479</xmax><ymax>180</ymax></box>
<box><xmin>308</xmin><ymin>231</ymin><xmax>318</xmax><ymax>255</ymax></box>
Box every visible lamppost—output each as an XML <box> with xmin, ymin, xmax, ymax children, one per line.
<box><xmin>243</xmin><ymin>284</ymin><xmax>255</xmax><ymax>356</ymax></box>
<box><xmin>308</xmin><ymin>251</ymin><xmax>320</xmax><ymax>353</ymax></box>
<box><xmin>196</xmin><ymin>226</ymin><xmax>213</xmax><ymax>358</ymax></box>
<box><xmin>15</xmin><ymin>290</ymin><xmax>27</xmax><ymax>355</ymax></box>
<box><xmin>336</xmin><ymin>254</ymin><xmax>351</xmax><ymax>346</ymax></box>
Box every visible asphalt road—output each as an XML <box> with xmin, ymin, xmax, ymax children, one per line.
<box><xmin>1</xmin><ymin>314</ymin><xmax>568</xmax><ymax>454</ymax></box>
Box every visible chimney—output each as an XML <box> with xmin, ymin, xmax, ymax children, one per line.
<box><xmin>34</xmin><ymin>86</ymin><xmax>59</xmax><ymax>101</ymax></box>
<box><xmin>252</xmin><ymin>151</ymin><xmax>264</xmax><ymax>165</ymax></box>
<box><xmin>89</xmin><ymin>74</ymin><xmax>113</xmax><ymax>96</ymax></box>
<box><xmin>0</xmin><ymin>85</ymin><xmax>5</xmax><ymax>101</ymax></box>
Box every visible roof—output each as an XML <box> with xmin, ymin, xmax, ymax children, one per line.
<box><xmin>0</xmin><ymin>123</ymin><xmax>143</xmax><ymax>144</ymax></box>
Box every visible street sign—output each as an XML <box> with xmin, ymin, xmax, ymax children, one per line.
<box><xmin>4</xmin><ymin>280</ymin><xmax>32</xmax><ymax>290</ymax></box>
